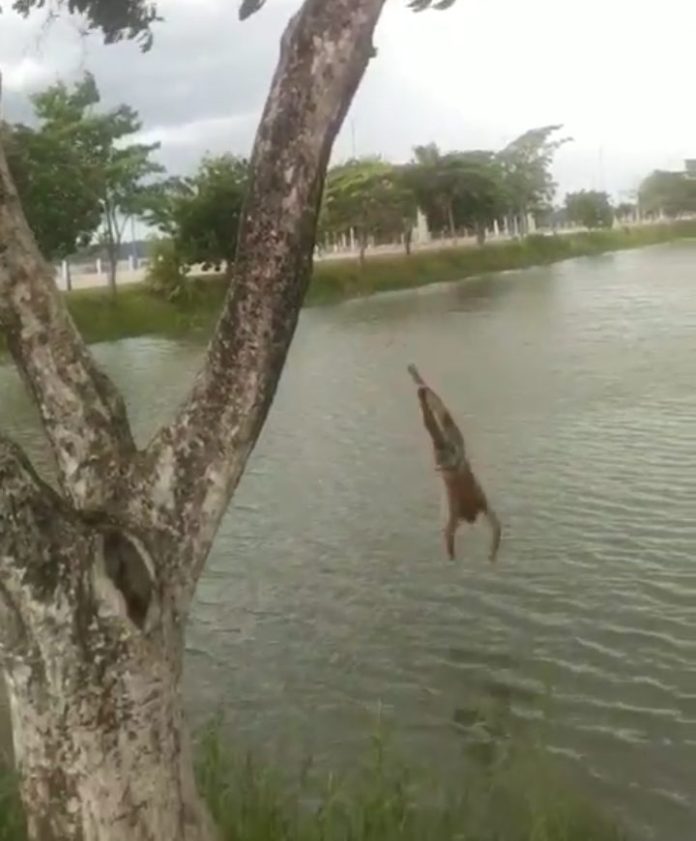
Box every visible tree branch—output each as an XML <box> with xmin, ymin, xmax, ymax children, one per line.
<box><xmin>143</xmin><ymin>0</ymin><xmax>386</xmax><ymax>582</ymax></box>
<box><xmin>0</xmin><ymin>434</ymin><xmax>84</xmax><ymax>614</ymax></box>
<box><xmin>0</xmin><ymin>138</ymin><xmax>135</xmax><ymax>509</ymax></box>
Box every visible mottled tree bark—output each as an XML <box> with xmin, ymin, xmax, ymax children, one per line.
<box><xmin>0</xmin><ymin>439</ymin><xmax>209</xmax><ymax>841</ymax></box>
<box><xmin>0</xmin><ymin>0</ymin><xmax>386</xmax><ymax>838</ymax></box>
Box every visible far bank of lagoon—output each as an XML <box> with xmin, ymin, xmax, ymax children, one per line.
<box><xmin>4</xmin><ymin>221</ymin><xmax>696</xmax><ymax>352</ymax></box>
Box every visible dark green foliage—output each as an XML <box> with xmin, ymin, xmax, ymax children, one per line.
<box><xmin>5</xmin><ymin>72</ymin><xmax>163</xmax><ymax>288</ymax></box>
<box><xmin>6</xmin><ymin>0</ymin><xmax>459</xmax><ymax>52</ymax></box>
<box><xmin>4</xmin><ymin>123</ymin><xmax>101</xmax><ymax>260</ymax></box>
<box><xmin>402</xmin><ymin>128</ymin><xmax>568</xmax><ymax>242</ymax></box>
<box><xmin>639</xmin><ymin>169</ymin><xmax>696</xmax><ymax>218</ymax></box>
<box><xmin>9</xmin><ymin>0</ymin><xmax>160</xmax><ymax>49</ymax></box>
<box><xmin>144</xmin><ymin>238</ymin><xmax>191</xmax><ymax>302</ymax></box>
<box><xmin>320</xmin><ymin>158</ymin><xmax>417</xmax><ymax>260</ymax></box>
<box><xmin>497</xmin><ymin>125</ymin><xmax>570</xmax><ymax>220</ymax></box>
<box><xmin>407</xmin><ymin>145</ymin><xmax>506</xmax><ymax>241</ymax></box>
<box><xmin>147</xmin><ymin>155</ymin><xmax>249</xmax><ymax>274</ymax></box>
<box><xmin>615</xmin><ymin>202</ymin><xmax>636</xmax><ymax>220</ymax></box>
<box><xmin>408</xmin><ymin>0</ymin><xmax>458</xmax><ymax>10</ymax></box>
<box><xmin>565</xmin><ymin>190</ymin><xmax>614</xmax><ymax>229</ymax></box>
<box><xmin>239</xmin><ymin>0</ymin><xmax>267</xmax><ymax>20</ymax></box>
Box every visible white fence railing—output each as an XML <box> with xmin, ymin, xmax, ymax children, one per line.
<box><xmin>53</xmin><ymin>213</ymin><xmax>693</xmax><ymax>292</ymax></box>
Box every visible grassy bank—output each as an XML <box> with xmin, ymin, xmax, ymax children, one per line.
<box><xmin>3</xmin><ymin>221</ymin><xmax>696</xmax><ymax>352</ymax></box>
<box><xmin>305</xmin><ymin>221</ymin><xmax>696</xmax><ymax>306</ymax></box>
<box><xmin>0</xmin><ymin>714</ymin><xmax>629</xmax><ymax>841</ymax></box>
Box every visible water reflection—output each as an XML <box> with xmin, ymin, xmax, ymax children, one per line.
<box><xmin>2</xmin><ymin>242</ymin><xmax>696</xmax><ymax>840</ymax></box>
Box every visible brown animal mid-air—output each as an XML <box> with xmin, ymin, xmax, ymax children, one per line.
<box><xmin>408</xmin><ymin>364</ymin><xmax>501</xmax><ymax>562</ymax></box>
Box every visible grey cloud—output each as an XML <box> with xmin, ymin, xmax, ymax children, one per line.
<box><xmin>91</xmin><ymin>0</ymin><xmax>302</xmax><ymax>129</ymax></box>
<box><xmin>1</xmin><ymin>0</ymin><xmax>305</xmax><ymax>174</ymax></box>
<box><xmin>2</xmin><ymin>0</ymin><xmax>300</xmax><ymax>130</ymax></box>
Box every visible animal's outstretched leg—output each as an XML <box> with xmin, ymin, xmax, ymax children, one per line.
<box><xmin>408</xmin><ymin>365</ymin><xmax>465</xmax><ymax>470</ymax></box>
<box><xmin>416</xmin><ymin>388</ymin><xmax>449</xmax><ymax>457</ymax></box>
<box><xmin>485</xmin><ymin>506</ymin><xmax>502</xmax><ymax>562</ymax></box>
<box><xmin>444</xmin><ymin>513</ymin><xmax>458</xmax><ymax>560</ymax></box>
<box><xmin>407</xmin><ymin>363</ymin><xmax>426</xmax><ymax>387</ymax></box>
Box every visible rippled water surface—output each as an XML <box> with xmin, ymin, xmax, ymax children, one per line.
<box><xmin>2</xmin><ymin>243</ymin><xmax>696</xmax><ymax>839</ymax></box>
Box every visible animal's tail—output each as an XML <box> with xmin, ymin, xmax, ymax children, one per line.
<box><xmin>485</xmin><ymin>507</ymin><xmax>502</xmax><ymax>563</ymax></box>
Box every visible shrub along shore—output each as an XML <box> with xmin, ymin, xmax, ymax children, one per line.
<box><xmin>3</xmin><ymin>222</ymin><xmax>696</xmax><ymax>353</ymax></box>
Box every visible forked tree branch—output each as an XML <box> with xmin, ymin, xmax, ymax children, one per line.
<box><xmin>0</xmin><ymin>140</ymin><xmax>135</xmax><ymax>509</ymax></box>
<box><xmin>142</xmin><ymin>0</ymin><xmax>387</xmax><ymax>578</ymax></box>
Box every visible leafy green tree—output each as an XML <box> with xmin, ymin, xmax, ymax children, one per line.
<box><xmin>407</xmin><ymin>133</ymin><xmax>570</xmax><ymax>243</ymax></box>
<box><xmin>565</xmin><ymin>190</ymin><xmax>614</xmax><ymax>229</ymax></box>
<box><xmin>615</xmin><ymin>201</ymin><xmax>636</xmax><ymax>221</ymax></box>
<box><xmin>28</xmin><ymin>72</ymin><xmax>163</xmax><ymax>293</ymax></box>
<box><xmin>3</xmin><ymin>122</ymin><xmax>102</xmax><ymax>269</ymax></box>
<box><xmin>498</xmin><ymin>125</ymin><xmax>570</xmax><ymax>233</ymax></box>
<box><xmin>9</xmin><ymin>0</ymin><xmax>160</xmax><ymax>48</ymax></box>
<box><xmin>144</xmin><ymin>236</ymin><xmax>191</xmax><ymax>301</ymax></box>
<box><xmin>148</xmin><ymin>154</ymin><xmax>249</xmax><ymax>276</ymax></box>
<box><xmin>638</xmin><ymin>170</ymin><xmax>696</xmax><ymax>218</ymax></box>
<box><xmin>322</xmin><ymin>158</ymin><xmax>417</xmax><ymax>262</ymax></box>
<box><xmin>450</xmin><ymin>152</ymin><xmax>507</xmax><ymax>243</ymax></box>
<box><xmin>407</xmin><ymin>144</ymin><xmax>459</xmax><ymax>238</ymax></box>
<box><xmin>98</xmin><ymin>136</ymin><xmax>164</xmax><ymax>292</ymax></box>
<box><xmin>407</xmin><ymin>145</ymin><xmax>506</xmax><ymax>243</ymax></box>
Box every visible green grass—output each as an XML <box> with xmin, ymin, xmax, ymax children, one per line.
<box><xmin>305</xmin><ymin>221</ymin><xmax>696</xmax><ymax>305</ymax></box>
<box><xmin>0</xmin><ymin>764</ymin><xmax>24</xmax><ymax>841</ymax></box>
<box><xmin>194</xmin><ymin>714</ymin><xmax>629</xmax><ymax>841</ymax></box>
<box><xmin>0</xmin><ymin>710</ymin><xmax>629</xmax><ymax>841</ymax></box>
<box><xmin>2</xmin><ymin>221</ymin><xmax>695</xmax><ymax>353</ymax></box>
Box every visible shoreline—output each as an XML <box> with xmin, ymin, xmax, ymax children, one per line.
<box><xmin>3</xmin><ymin>221</ymin><xmax>696</xmax><ymax>353</ymax></box>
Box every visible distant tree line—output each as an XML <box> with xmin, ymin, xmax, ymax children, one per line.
<box><xmin>4</xmin><ymin>73</ymin><xmax>694</xmax><ymax>293</ymax></box>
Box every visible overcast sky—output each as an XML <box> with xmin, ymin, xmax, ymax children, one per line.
<box><xmin>2</xmin><ymin>0</ymin><xmax>695</xmax><ymax>203</ymax></box>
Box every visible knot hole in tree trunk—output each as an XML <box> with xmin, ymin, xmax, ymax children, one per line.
<box><xmin>102</xmin><ymin>530</ymin><xmax>154</xmax><ymax>630</ymax></box>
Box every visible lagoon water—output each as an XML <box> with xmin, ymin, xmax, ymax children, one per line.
<box><xmin>2</xmin><ymin>242</ymin><xmax>696</xmax><ymax>840</ymax></box>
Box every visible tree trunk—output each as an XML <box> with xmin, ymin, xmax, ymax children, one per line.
<box><xmin>518</xmin><ymin>206</ymin><xmax>528</xmax><ymax>236</ymax></box>
<box><xmin>447</xmin><ymin>201</ymin><xmax>457</xmax><ymax>242</ymax></box>
<box><xmin>0</xmin><ymin>1</ymin><xmax>387</xmax><ymax>839</ymax></box>
<box><xmin>0</xmin><ymin>439</ymin><xmax>212</xmax><ymax>841</ymax></box>
<box><xmin>107</xmin><ymin>246</ymin><xmax>118</xmax><ymax>295</ymax></box>
<box><xmin>403</xmin><ymin>226</ymin><xmax>413</xmax><ymax>256</ymax></box>
<box><xmin>359</xmin><ymin>233</ymin><xmax>367</xmax><ymax>268</ymax></box>
<box><xmin>6</xmin><ymin>645</ymin><xmax>208</xmax><ymax>841</ymax></box>
<box><xmin>103</xmin><ymin>205</ymin><xmax>120</xmax><ymax>296</ymax></box>
<box><xmin>475</xmin><ymin>223</ymin><xmax>486</xmax><ymax>246</ymax></box>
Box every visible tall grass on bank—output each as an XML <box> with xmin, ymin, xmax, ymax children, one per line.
<box><xmin>305</xmin><ymin>222</ymin><xmax>696</xmax><ymax>304</ymax></box>
<box><xmin>194</xmin><ymin>713</ymin><xmax>629</xmax><ymax>841</ymax></box>
<box><xmin>0</xmin><ymin>709</ymin><xmax>629</xmax><ymax>841</ymax></box>
<box><xmin>1</xmin><ymin>221</ymin><xmax>695</xmax><ymax>354</ymax></box>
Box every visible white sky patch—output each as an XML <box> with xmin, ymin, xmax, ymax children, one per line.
<box><xmin>134</xmin><ymin>112</ymin><xmax>259</xmax><ymax>149</ymax></box>
<box><xmin>2</xmin><ymin>57</ymin><xmax>56</xmax><ymax>93</ymax></box>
